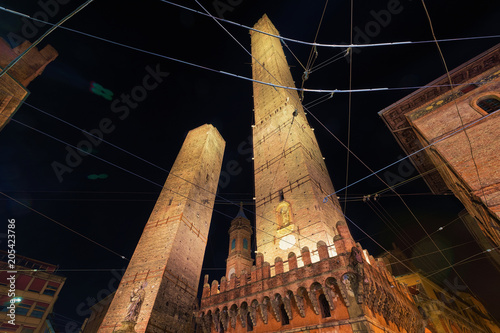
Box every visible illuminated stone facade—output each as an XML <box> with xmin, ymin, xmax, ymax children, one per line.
<box><xmin>379</xmin><ymin>44</ymin><xmax>500</xmax><ymax>270</ymax></box>
<box><xmin>199</xmin><ymin>15</ymin><xmax>426</xmax><ymax>333</ymax></box>
<box><xmin>98</xmin><ymin>124</ymin><xmax>225</xmax><ymax>333</ymax></box>
<box><xmin>0</xmin><ymin>38</ymin><xmax>58</xmax><ymax>131</ymax></box>
<box><xmin>251</xmin><ymin>14</ymin><xmax>342</xmax><ymax>264</ymax></box>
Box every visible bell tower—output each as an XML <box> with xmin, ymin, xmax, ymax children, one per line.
<box><xmin>225</xmin><ymin>203</ymin><xmax>253</xmax><ymax>280</ymax></box>
<box><xmin>250</xmin><ymin>15</ymin><xmax>347</xmax><ymax>263</ymax></box>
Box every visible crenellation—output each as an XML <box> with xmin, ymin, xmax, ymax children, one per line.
<box><xmin>317</xmin><ymin>240</ymin><xmax>329</xmax><ymax>260</ymax></box>
<box><xmin>220</xmin><ymin>276</ymin><xmax>227</xmax><ymax>293</ymax></box>
<box><xmin>301</xmin><ymin>246</ymin><xmax>312</xmax><ymax>266</ymax></box>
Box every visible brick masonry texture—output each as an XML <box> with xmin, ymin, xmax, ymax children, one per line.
<box><xmin>199</xmin><ymin>14</ymin><xmax>425</xmax><ymax>333</ymax></box>
<box><xmin>98</xmin><ymin>124</ymin><xmax>225</xmax><ymax>333</ymax></box>
<box><xmin>379</xmin><ymin>44</ymin><xmax>500</xmax><ymax>269</ymax></box>
<box><xmin>251</xmin><ymin>14</ymin><xmax>345</xmax><ymax>264</ymax></box>
<box><xmin>0</xmin><ymin>38</ymin><xmax>58</xmax><ymax>131</ymax></box>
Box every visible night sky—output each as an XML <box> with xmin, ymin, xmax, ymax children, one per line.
<box><xmin>1</xmin><ymin>0</ymin><xmax>499</xmax><ymax>330</ymax></box>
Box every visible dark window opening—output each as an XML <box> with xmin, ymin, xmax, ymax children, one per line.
<box><xmin>478</xmin><ymin>97</ymin><xmax>500</xmax><ymax>113</ymax></box>
<box><xmin>460</xmin><ymin>84</ymin><xmax>478</xmax><ymax>94</ymax></box>
<box><xmin>279</xmin><ymin>190</ymin><xmax>284</xmax><ymax>201</ymax></box>
<box><xmin>246</xmin><ymin>312</ymin><xmax>253</xmax><ymax>331</ymax></box>
<box><xmin>243</xmin><ymin>238</ymin><xmax>248</xmax><ymax>250</ymax></box>
<box><xmin>219</xmin><ymin>321</ymin><xmax>224</xmax><ymax>333</ymax></box>
<box><xmin>319</xmin><ymin>294</ymin><xmax>331</xmax><ymax>318</ymax></box>
<box><xmin>231</xmin><ymin>239</ymin><xmax>236</xmax><ymax>250</ymax></box>
<box><xmin>280</xmin><ymin>304</ymin><xmax>289</xmax><ymax>325</ymax></box>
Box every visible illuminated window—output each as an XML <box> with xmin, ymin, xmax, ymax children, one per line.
<box><xmin>243</xmin><ymin>238</ymin><xmax>248</xmax><ymax>250</ymax></box>
<box><xmin>231</xmin><ymin>239</ymin><xmax>236</xmax><ymax>250</ymax></box>
<box><xmin>16</xmin><ymin>302</ymin><xmax>32</xmax><ymax>316</ymax></box>
<box><xmin>30</xmin><ymin>303</ymin><xmax>47</xmax><ymax>318</ymax></box>
<box><xmin>43</xmin><ymin>283</ymin><xmax>59</xmax><ymax>296</ymax></box>
<box><xmin>477</xmin><ymin>96</ymin><xmax>500</xmax><ymax>113</ymax></box>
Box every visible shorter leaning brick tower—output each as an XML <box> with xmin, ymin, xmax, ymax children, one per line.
<box><xmin>199</xmin><ymin>15</ymin><xmax>425</xmax><ymax>333</ymax></box>
<box><xmin>98</xmin><ymin>124</ymin><xmax>225</xmax><ymax>333</ymax></box>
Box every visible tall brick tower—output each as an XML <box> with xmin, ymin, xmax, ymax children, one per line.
<box><xmin>198</xmin><ymin>15</ymin><xmax>425</xmax><ymax>333</ymax></box>
<box><xmin>98</xmin><ymin>124</ymin><xmax>225</xmax><ymax>333</ymax></box>
<box><xmin>251</xmin><ymin>14</ymin><xmax>345</xmax><ymax>263</ymax></box>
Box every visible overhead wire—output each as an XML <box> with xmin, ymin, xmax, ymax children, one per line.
<box><xmin>0</xmin><ymin>6</ymin><xmax>495</xmax><ymax>96</ymax></box>
<box><xmin>158</xmin><ymin>0</ymin><xmax>500</xmax><ymax>49</ymax></box>
<box><xmin>424</xmin><ymin>246</ymin><xmax>500</xmax><ymax>279</ymax></box>
<box><xmin>415</xmin><ymin>0</ymin><xmax>491</xmax><ymax>298</ymax></box>
<box><xmin>384</xmin><ymin>240</ymin><xmax>476</xmax><ymax>267</ymax></box>
<box><xmin>300</xmin><ymin>0</ymin><xmax>328</xmax><ymax>100</ymax></box>
<box><xmin>192</xmin><ymin>1</ymin><xmax>433</xmax><ymax>277</ymax></box>
<box><xmin>343</xmin><ymin>0</ymin><xmax>354</xmax><ymax>215</ymax></box>
<box><xmin>0</xmin><ymin>0</ymin><xmax>95</xmax><ymax>80</ymax></box>
<box><xmin>191</xmin><ymin>0</ymin><xmax>500</xmax><ymax>281</ymax></box>
<box><xmin>0</xmin><ymin>106</ymin><xmax>306</xmax><ymax>254</ymax></box>
<box><xmin>308</xmin><ymin>49</ymin><xmax>349</xmax><ymax>74</ymax></box>
<box><xmin>192</xmin><ymin>0</ymin><xmax>341</xmax><ymax>252</ymax></box>
<box><xmin>324</xmin><ymin>111</ymin><xmax>496</xmax><ymax>199</ymax></box>
<box><xmin>0</xmin><ymin>4</ymin><xmax>493</xmax><ymax>280</ymax></box>
<box><xmin>303</xmin><ymin>92</ymin><xmax>334</xmax><ymax>109</ymax></box>
<box><xmin>0</xmin><ymin>190</ymin><xmax>129</xmax><ymax>261</ymax></box>
<box><xmin>281</xmin><ymin>39</ymin><xmax>307</xmax><ymax>72</ymax></box>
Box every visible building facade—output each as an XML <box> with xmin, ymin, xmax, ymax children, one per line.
<box><xmin>378</xmin><ymin>44</ymin><xmax>500</xmax><ymax>269</ymax></box>
<box><xmin>396</xmin><ymin>272</ymin><xmax>499</xmax><ymax>333</ymax></box>
<box><xmin>198</xmin><ymin>15</ymin><xmax>426</xmax><ymax>333</ymax></box>
<box><xmin>0</xmin><ymin>251</ymin><xmax>66</xmax><ymax>333</ymax></box>
<box><xmin>380</xmin><ymin>246</ymin><xmax>500</xmax><ymax>333</ymax></box>
<box><xmin>0</xmin><ymin>38</ymin><xmax>58</xmax><ymax>131</ymax></box>
<box><xmin>98</xmin><ymin>124</ymin><xmax>225</xmax><ymax>333</ymax></box>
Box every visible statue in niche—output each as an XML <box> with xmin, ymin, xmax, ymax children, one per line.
<box><xmin>125</xmin><ymin>282</ymin><xmax>147</xmax><ymax>322</ymax></box>
<box><xmin>276</xmin><ymin>201</ymin><xmax>292</xmax><ymax>229</ymax></box>
<box><xmin>342</xmin><ymin>274</ymin><xmax>356</xmax><ymax>297</ymax></box>
<box><xmin>280</xmin><ymin>206</ymin><xmax>290</xmax><ymax>227</ymax></box>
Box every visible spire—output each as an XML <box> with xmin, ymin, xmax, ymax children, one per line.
<box><xmin>235</xmin><ymin>202</ymin><xmax>248</xmax><ymax>220</ymax></box>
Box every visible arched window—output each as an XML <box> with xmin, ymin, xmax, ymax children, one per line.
<box><xmin>231</xmin><ymin>239</ymin><xmax>236</xmax><ymax>250</ymax></box>
<box><xmin>477</xmin><ymin>96</ymin><xmax>500</xmax><ymax>113</ymax></box>
<box><xmin>280</xmin><ymin>304</ymin><xmax>290</xmax><ymax>325</ymax></box>
<box><xmin>246</xmin><ymin>312</ymin><xmax>253</xmax><ymax>331</ymax></box>
<box><xmin>243</xmin><ymin>238</ymin><xmax>248</xmax><ymax>250</ymax></box>
<box><xmin>319</xmin><ymin>294</ymin><xmax>331</xmax><ymax>318</ymax></box>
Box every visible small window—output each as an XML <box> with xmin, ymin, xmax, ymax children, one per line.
<box><xmin>28</xmin><ymin>278</ymin><xmax>46</xmax><ymax>293</ymax></box>
<box><xmin>477</xmin><ymin>96</ymin><xmax>500</xmax><ymax>113</ymax></box>
<box><xmin>246</xmin><ymin>312</ymin><xmax>253</xmax><ymax>331</ymax></box>
<box><xmin>43</xmin><ymin>284</ymin><xmax>58</xmax><ymax>296</ymax></box>
<box><xmin>279</xmin><ymin>190</ymin><xmax>284</xmax><ymax>201</ymax></box>
<box><xmin>319</xmin><ymin>294</ymin><xmax>331</xmax><ymax>318</ymax></box>
<box><xmin>21</xmin><ymin>328</ymin><xmax>35</xmax><ymax>333</ymax></box>
<box><xmin>16</xmin><ymin>302</ymin><xmax>31</xmax><ymax>316</ymax></box>
<box><xmin>243</xmin><ymin>238</ymin><xmax>248</xmax><ymax>250</ymax></box>
<box><xmin>280</xmin><ymin>304</ymin><xmax>289</xmax><ymax>325</ymax></box>
<box><xmin>231</xmin><ymin>239</ymin><xmax>236</xmax><ymax>250</ymax></box>
<box><xmin>30</xmin><ymin>304</ymin><xmax>47</xmax><ymax>318</ymax></box>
